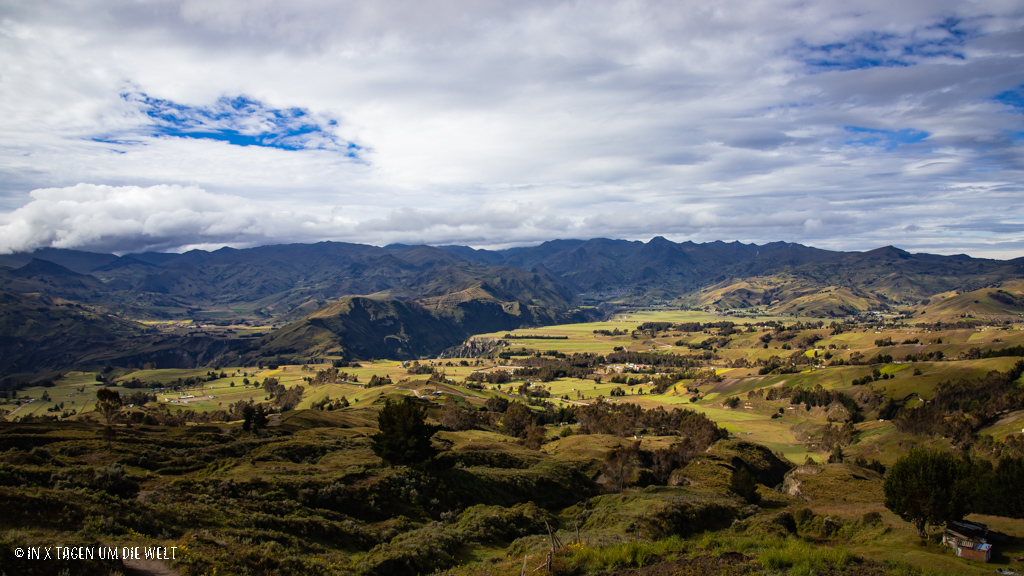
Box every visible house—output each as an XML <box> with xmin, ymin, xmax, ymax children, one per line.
<box><xmin>942</xmin><ymin>520</ymin><xmax>993</xmax><ymax>562</ymax></box>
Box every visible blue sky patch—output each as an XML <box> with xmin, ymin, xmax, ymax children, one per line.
<box><xmin>796</xmin><ymin>19</ymin><xmax>970</xmax><ymax>71</ymax></box>
<box><xmin>844</xmin><ymin>126</ymin><xmax>929</xmax><ymax>151</ymax></box>
<box><xmin>994</xmin><ymin>85</ymin><xmax>1024</xmax><ymax>111</ymax></box>
<box><xmin>119</xmin><ymin>92</ymin><xmax>363</xmax><ymax>157</ymax></box>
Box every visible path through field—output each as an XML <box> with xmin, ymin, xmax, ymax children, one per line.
<box><xmin>4</xmin><ymin>402</ymin><xmax>29</xmax><ymax>419</ymax></box>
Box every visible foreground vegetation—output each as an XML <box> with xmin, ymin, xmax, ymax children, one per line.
<box><xmin>3</xmin><ymin>308</ymin><xmax>1024</xmax><ymax>575</ymax></box>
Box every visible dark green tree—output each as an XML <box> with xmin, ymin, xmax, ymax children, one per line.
<box><xmin>242</xmin><ymin>404</ymin><xmax>268</xmax><ymax>434</ymax></box>
<box><xmin>970</xmin><ymin>457</ymin><xmax>1024</xmax><ymax>519</ymax></box>
<box><xmin>729</xmin><ymin>466</ymin><xmax>760</xmax><ymax>504</ymax></box>
<box><xmin>96</xmin><ymin>387</ymin><xmax>122</xmax><ymax>449</ymax></box>
<box><xmin>883</xmin><ymin>448</ymin><xmax>970</xmax><ymax>538</ymax></box>
<box><xmin>252</xmin><ymin>404</ymin><xmax>269</xmax><ymax>432</ymax></box>
<box><xmin>500</xmin><ymin>401</ymin><xmax>534</xmax><ymax>438</ymax></box>
<box><xmin>371</xmin><ymin>397</ymin><xmax>438</xmax><ymax>466</ymax></box>
<box><xmin>241</xmin><ymin>404</ymin><xmax>254</xmax><ymax>432</ymax></box>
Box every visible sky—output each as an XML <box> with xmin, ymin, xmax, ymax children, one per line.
<box><xmin>0</xmin><ymin>1</ymin><xmax>1022</xmax><ymax>258</ymax></box>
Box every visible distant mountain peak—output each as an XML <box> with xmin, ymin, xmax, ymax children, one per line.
<box><xmin>15</xmin><ymin>258</ymin><xmax>88</xmax><ymax>278</ymax></box>
<box><xmin>862</xmin><ymin>245</ymin><xmax>911</xmax><ymax>259</ymax></box>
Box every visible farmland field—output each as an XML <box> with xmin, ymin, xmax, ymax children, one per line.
<box><xmin>4</xmin><ymin>307</ymin><xmax>1024</xmax><ymax>576</ymax></box>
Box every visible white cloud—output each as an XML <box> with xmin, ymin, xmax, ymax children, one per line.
<box><xmin>0</xmin><ymin>1</ymin><xmax>1022</xmax><ymax>257</ymax></box>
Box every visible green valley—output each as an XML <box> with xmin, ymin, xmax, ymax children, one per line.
<box><xmin>2</xmin><ymin>239</ymin><xmax>1024</xmax><ymax>575</ymax></box>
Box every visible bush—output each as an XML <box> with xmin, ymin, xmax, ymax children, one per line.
<box><xmin>862</xmin><ymin>511</ymin><xmax>883</xmax><ymax>525</ymax></box>
<box><xmin>773</xmin><ymin>511</ymin><xmax>797</xmax><ymax>534</ymax></box>
<box><xmin>92</xmin><ymin>465</ymin><xmax>140</xmax><ymax>499</ymax></box>
<box><xmin>794</xmin><ymin>507</ymin><xmax>814</xmax><ymax>525</ymax></box>
<box><xmin>729</xmin><ymin>467</ymin><xmax>760</xmax><ymax>504</ymax></box>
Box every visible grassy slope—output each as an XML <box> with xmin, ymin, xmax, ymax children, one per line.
<box><xmin>5</xmin><ymin>308</ymin><xmax>1024</xmax><ymax>575</ymax></box>
<box><xmin>9</xmin><ymin>309</ymin><xmax>1024</xmax><ymax>461</ymax></box>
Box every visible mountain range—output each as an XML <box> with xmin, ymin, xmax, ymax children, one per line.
<box><xmin>1</xmin><ymin>238</ymin><xmax>1023</xmax><ymax>383</ymax></box>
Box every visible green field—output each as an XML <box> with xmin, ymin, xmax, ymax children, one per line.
<box><xmin>7</xmin><ymin>308</ymin><xmax>1024</xmax><ymax>466</ymax></box>
<box><xmin>4</xmin><ymin>307</ymin><xmax>1024</xmax><ymax>576</ymax></box>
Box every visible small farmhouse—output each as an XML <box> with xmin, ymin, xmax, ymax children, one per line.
<box><xmin>942</xmin><ymin>520</ymin><xmax>993</xmax><ymax>562</ymax></box>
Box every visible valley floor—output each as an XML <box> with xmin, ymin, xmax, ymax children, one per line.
<box><xmin>3</xmin><ymin>309</ymin><xmax>1024</xmax><ymax>575</ymax></box>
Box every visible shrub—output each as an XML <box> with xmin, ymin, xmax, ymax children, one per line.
<box><xmin>862</xmin><ymin>511</ymin><xmax>883</xmax><ymax>525</ymax></box>
<box><xmin>92</xmin><ymin>465</ymin><xmax>140</xmax><ymax>499</ymax></box>
<box><xmin>729</xmin><ymin>467</ymin><xmax>760</xmax><ymax>504</ymax></box>
<box><xmin>794</xmin><ymin>507</ymin><xmax>814</xmax><ymax>525</ymax></box>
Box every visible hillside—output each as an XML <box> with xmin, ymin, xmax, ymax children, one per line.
<box><xmin>3</xmin><ymin>239</ymin><xmax>1021</xmax><ymax>320</ymax></box>
<box><xmin>0</xmin><ymin>291</ymin><xmax>145</xmax><ymax>378</ymax></box>
<box><xmin>253</xmin><ymin>292</ymin><xmax>591</xmax><ymax>363</ymax></box>
<box><xmin>918</xmin><ymin>279</ymin><xmax>1024</xmax><ymax>320</ymax></box>
<box><xmin>0</xmin><ymin>291</ymin><xmax>257</xmax><ymax>383</ymax></box>
<box><xmin>1</xmin><ymin>238</ymin><xmax>1022</xmax><ymax>376</ymax></box>
<box><xmin>4</xmin><ymin>306</ymin><xmax>1024</xmax><ymax>575</ymax></box>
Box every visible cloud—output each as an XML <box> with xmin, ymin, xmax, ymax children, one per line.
<box><xmin>0</xmin><ymin>184</ymin><xmax>269</xmax><ymax>254</ymax></box>
<box><xmin>1</xmin><ymin>178</ymin><xmax>1021</xmax><ymax>259</ymax></box>
<box><xmin>0</xmin><ymin>1</ymin><xmax>1022</xmax><ymax>257</ymax></box>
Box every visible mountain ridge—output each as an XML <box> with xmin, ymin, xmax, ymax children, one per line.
<box><xmin>1</xmin><ymin>237</ymin><xmax>1022</xmax><ymax>380</ymax></box>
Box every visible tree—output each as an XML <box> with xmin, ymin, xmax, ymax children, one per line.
<box><xmin>242</xmin><ymin>404</ymin><xmax>268</xmax><ymax>434</ymax></box>
<box><xmin>500</xmin><ymin>401</ymin><xmax>534</xmax><ymax>438</ymax></box>
<box><xmin>524</xmin><ymin>425</ymin><xmax>547</xmax><ymax>450</ymax></box>
<box><xmin>729</xmin><ymin>466</ymin><xmax>760</xmax><ymax>504</ymax></box>
<box><xmin>96</xmin><ymin>387</ymin><xmax>122</xmax><ymax>449</ymax></box>
<box><xmin>241</xmin><ymin>404</ymin><xmax>255</xmax><ymax>432</ymax></box>
<box><xmin>371</xmin><ymin>397</ymin><xmax>438</xmax><ymax>466</ymax></box>
<box><xmin>252</xmin><ymin>404</ymin><xmax>269</xmax><ymax>432</ymax></box>
<box><xmin>96</xmin><ymin>387</ymin><xmax>122</xmax><ymax>425</ymax></box>
<box><xmin>440</xmin><ymin>397</ymin><xmax>478</xmax><ymax>431</ymax></box>
<box><xmin>603</xmin><ymin>441</ymin><xmax>644</xmax><ymax>491</ymax></box>
<box><xmin>883</xmin><ymin>448</ymin><xmax>970</xmax><ymax>538</ymax></box>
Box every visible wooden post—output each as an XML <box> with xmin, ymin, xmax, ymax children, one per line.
<box><xmin>521</xmin><ymin>554</ymin><xmax>528</xmax><ymax>576</ymax></box>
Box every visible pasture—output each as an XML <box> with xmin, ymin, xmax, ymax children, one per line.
<box><xmin>5</xmin><ymin>308</ymin><xmax>1024</xmax><ymax>467</ymax></box>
